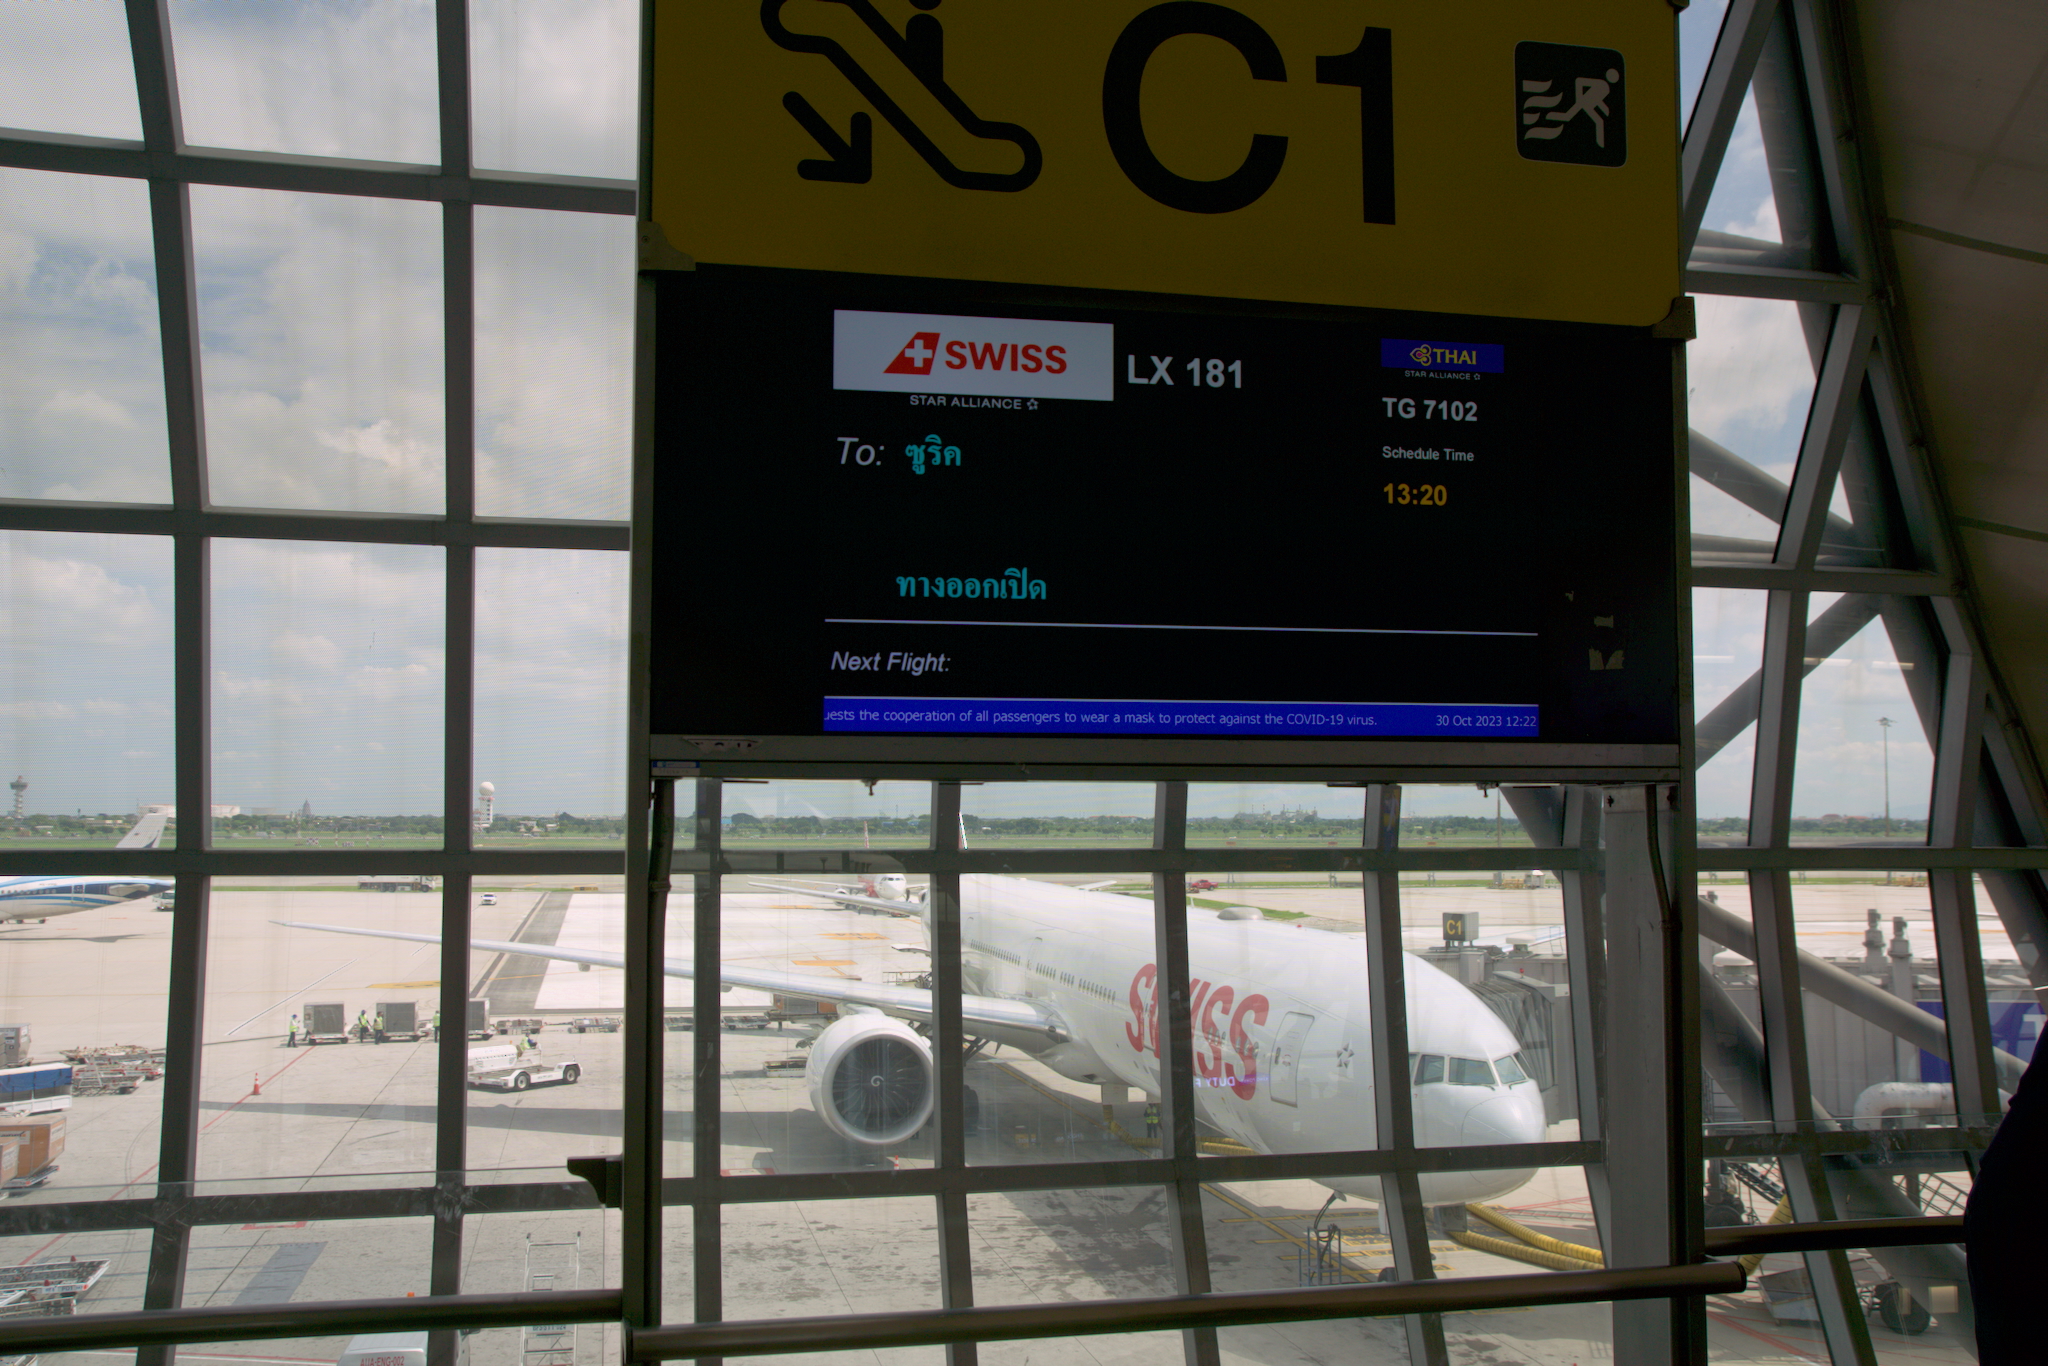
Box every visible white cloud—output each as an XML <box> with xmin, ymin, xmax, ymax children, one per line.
<box><xmin>38</xmin><ymin>389</ymin><xmax>137</xmax><ymax>430</ymax></box>
<box><xmin>471</xmin><ymin>0</ymin><xmax>639</xmax><ymax>179</ymax></box>
<box><xmin>0</xmin><ymin>169</ymin><xmax>171</xmax><ymax>502</ymax></box>
<box><xmin>0</xmin><ymin>702</ymin><xmax>77</xmax><ymax>720</ymax></box>
<box><xmin>351</xmin><ymin>662</ymin><xmax>433</xmax><ymax>701</ymax></box>
<box><xmin>1690</xmin><ymin>294</ymin><xmax>1814</xmax><ymax>465</ymax></box>
<box><xmin>168</xmin><ymin>0</ymin><xmax>437</xmax><ymax>164</ymax></box>
<box><xmin>0</xmin><ymin>1</ymin><xmax>141</xmax><ymax>139</ymax></box>
<box><xmin>272</xmin><ymin>632</ymin><xmax>344</xmax><ymax>672</ymax></box>
<box><xmin>192</xmin><ymin>185</ymin><xmax>444</xmax><ymax>513</ymax></box>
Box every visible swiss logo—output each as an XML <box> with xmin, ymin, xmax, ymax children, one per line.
<box><xmin>884</xmin><ymin>331</ymin><xmax>941</xmax><ymax>376</ymax></box>
<box><xmin>1516</xmin><ymin>42</ymin><xmax>1626</xmax><ymax>168</ymax></box>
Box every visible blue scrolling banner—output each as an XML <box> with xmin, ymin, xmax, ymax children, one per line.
<box><xmin>824</xmin><ymin>698</ymin><xmax>1539</xmax><ymax>738</ymax></box>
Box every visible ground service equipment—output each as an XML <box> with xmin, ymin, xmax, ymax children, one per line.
<box><xmin>466</xmin><ymin>999</ymin><xmax>491</xmax><ymax>1040</ymax></box>
<box><xmin>304</xmin><ymin>1002</ymin><xmax>349</xmax><ymax>1045</ymax></box>
<box><xmin>376</xmin><ymin>1002</ymin><xmax>425</xmax><ymax>1041</ymax></box>
<box><xmin>466</xmin><ymin>1044</ymin><xmax>579</xmax><ymax>1092</ymax></box>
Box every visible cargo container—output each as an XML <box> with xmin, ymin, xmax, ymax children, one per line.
<box><xmin>304</xmin><ymin>1002</ymin><xmax>350</xmax><ymax>1045</ymax></box>
<box><xmin>0</xmin><ymin>1063</ymin><xmax>73</xmax><ymax>1114</ymax></box>
<box><xmin>0</xmin><ymin>1115</ymin><xmax>65</xmax><ymax>1179</ymax></box>
<box><xmin>466</xmin><ymin>999</ymin><xmax>491</xmax><ymax>1041</ymax></box>
<box><xmin>0</xmin><ymin>1026</ymin><xmax>27</xmax><ymax>1068</ymax></box>
<box><xmin>375</xmin><ymin>1002</ymin><xmax>425</xmax><ymax>1041</ymax></box>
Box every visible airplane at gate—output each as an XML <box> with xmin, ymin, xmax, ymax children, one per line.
<box><xmin>0</xmin><ymin>812</ymin><xmax>173</xmax><ymax>923</ymax></box>
<box><xmin>280</xmin><ymin>875</ymin><xmax>1547</xmax><ymax>1205</ymax></box>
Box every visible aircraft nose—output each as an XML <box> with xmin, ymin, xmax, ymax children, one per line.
<box><xmin>1461</xmin><ymin>1088</ymin><xmax>1546</xmax><ymax>1146</ymax></box>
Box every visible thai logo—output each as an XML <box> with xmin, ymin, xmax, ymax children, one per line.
<box><xmin>896</xmin><ymin>567</ymin><xmax>1044</xmax><ymax>599</ymax></box>
<box><xmin>1380</xmin><ymin>339</ymin><xmax>1506</xmax><ymax>373</ymax></box>
<box><xmin>906</xmin><ymin>435</ymin><xmax>960</xmax><ymax>474</ymax></box>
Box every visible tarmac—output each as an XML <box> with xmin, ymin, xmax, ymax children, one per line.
<box><xmin>0</xmin><ymin>876</ymin><xmax>1987</xmax><ymax>1365</ymax></box>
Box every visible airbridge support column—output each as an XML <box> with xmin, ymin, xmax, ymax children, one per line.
<box><xmin>1600</xmin><ymin>785</ymin><xmax>1702</xmax><ymax>1366</ymax></box>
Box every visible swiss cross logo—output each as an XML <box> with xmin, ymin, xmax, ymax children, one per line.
<box><xmin>884</xmin><ymin>331</ymin><xmax>941</xmax><ymax>375</ymax></box>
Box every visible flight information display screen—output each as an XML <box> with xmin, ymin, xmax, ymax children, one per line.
<box><xmin>647</xmin><ymin>266</ymin><xmax>1679</xmax><ymax>761</ymax></box>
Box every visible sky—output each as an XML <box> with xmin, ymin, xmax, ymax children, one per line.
<box><xmin>0</xmin><ymin>1</ymin><xmax>1934</xmax><ymax>822</ymax></box>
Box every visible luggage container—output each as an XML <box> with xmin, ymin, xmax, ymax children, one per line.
<box><xmin>304</xmin><ymin>1002</ymin><xmax>349</xmax><ymax>1045</ymax></box>
<box><xmin>0</xmin><ymin>1116</ymin><xmax>64</xmax><ymax>1191</ymax></box>
<box><xmin>0</xmin><ymin>1026</ymin><xmax>27</xmax><ymax>1069</ymax></box>
<box><xmin>376</xmin><ymin>1002</ymin><xmax>425</xmax><ymax>1041</ymax></box>
<box><xmin>466</xmin><ymin>999</ymin><xmax>492</xmax><ymax>1040</ymax></box>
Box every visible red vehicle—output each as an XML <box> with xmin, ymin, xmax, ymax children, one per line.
<box><xmin>1186</xmin><ymin>879</ymin><xmax>1218</xmax><ymax>893</ymax></box>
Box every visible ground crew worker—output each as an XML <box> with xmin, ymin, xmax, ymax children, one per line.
<box><xmin>373</xmin><ymin>1011</ymin><xmax>385</xmax><ymax>1043</ymax></box>
<box><xmin>286</xmin><ymin>1015</ymin><xmax>299</xmax><ymax>1049</ymax></box>
<box><xmin>355</xmin><ymin>1010</ymin><xmax>370</xmax><ymax>1043</ymax></box>
<box><xmin>1144</xmin><ymin>1100</ymin><xmax>1160</xmax><ymax>1140</ymax></box>
<box><xmin>431</xmin><ymin>1009</ymin><xmax>440</xmax><ymax>1041</ymax></box>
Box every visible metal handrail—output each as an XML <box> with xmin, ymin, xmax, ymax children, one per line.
<box><xmin>627</xmin><ymin>1262</ymin><xmax>1744</xmax><ymax>1359</ymax></box>
<box><xmin>0</xmin><ymin>1289</ymin><xmax>623</xmax><ymax>1356</ymax></box>
<box><xmin>1704</xmin><ymin>1215</ymin><xmax>1964</xmax><ymax>1257</ymax></box>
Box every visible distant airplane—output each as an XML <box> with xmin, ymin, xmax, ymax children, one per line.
<box><xmin>0</xmin><ymin>812</ymin><xmax>172</xmax><ymax>923</ymax></box>
<box><xmin>281</xmin><ymin>874</ymin><xmax>1545</xmax><ymax>1205</ymax></box>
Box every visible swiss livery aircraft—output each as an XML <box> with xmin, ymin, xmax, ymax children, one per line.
<box><xmin>282</xmin><ymin>875</ymin><xmax>1546</xmax><ymax>1205</ymax></box>
<box><xmin>0</xmin><ymin>812</ymin><xmax>172</xmax><ymax>923</ymax></box>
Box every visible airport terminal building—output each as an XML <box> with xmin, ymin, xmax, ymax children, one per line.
<box><xmin>0</xmin><ymin>3</ymin><xmax>2043</xmax><ymax>1365</ymax></box>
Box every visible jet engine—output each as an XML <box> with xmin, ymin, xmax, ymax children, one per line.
<box><xmin>805</xmin><ymin>1013</ymin><xmax>934</xmax><ymax>1146</ymax></box>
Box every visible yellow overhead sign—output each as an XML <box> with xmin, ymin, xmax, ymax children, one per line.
<box><xmin>649</xmin><ymin>1</ymin><xmax>1678</xmax><ymax>325</ymax></box>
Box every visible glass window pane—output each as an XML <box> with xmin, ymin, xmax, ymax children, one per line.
<box><xmin>475</xmin><ymin>547</ymin><xmax>628</xmax><ymax>837</ymax></box>
<box><xmin>0</xmin><ymin>0</ymin><xmax>141</xmax><ymax>139</ymax></box>
<box><xmin>182</xmin><ymin>1216</ymin><xmax>432</xmax><ymax>1305</ymax></box>
<box><xmin>1679</xmin><ymin>0</ymin><xmax>1729</xmax><ymax>132</ymax></box>
<box><xmin>968</xmin><ymin>1185</ymin><xmax>1180</xmax><ymax>1306</ymax></box>
<box><xmin>471</xmin><ymin>0</ymin><xmax>640</xmax><ymax>180</ymax></box>
<box><xmin>961</xmin><ymin>782</ymin><xmax>1155</xmax><ymax>847</ymax></box>
<box><xmin>468</xmin><ymin>874</ymin><xmax>623</xmax><ymax>1174</ymax></box>
<box><xmin>167</xmin><ymin>0</ymin><xmax>438</xmax><ymax>163</ymax></box>
<box><xmin>1786</xmin><ymin>879</ymin><xmax>1951</xmax><ymax>1123</ymax></box>
<box><xmin>0</xmin><ymin>168</ymin><xmax>170</xmax><ymax>503</ymax></box>
<box><xmin>722</xmin><ymin>1198</ymin><xmax>939</xmax><ymax>1319</ymax></box>
<box><xmin>211</xmin><ymin>540</ymin><xmax>445</xmax><ymax>828</ymax></box>
<box><xmin>1693</xmin><ymin>89</ymin><xmax>1801</xmax><ymax>266</ymax></box>
<box><xmin>1689</xmin><ymin>296</ymin><xmax>1817</xmax><ymax>548</ymax></box>
<box><xmin>193</xmin><ymin>186</ymin><xmax>444</xmax><ymax>513</ymax></box>
<box><xmin>1202</xmin><ymin>1177</ymin><xmax>1414</xmax><ymax>1362</ymax></box>
<box><xmin>718</xmin><ymin>779</ymin><xmax>930</xmax><ymax>848</ymax></box>
<box><xmin>1189</xmin><ymin>781</ymin><xmax>1362</xmax><ymax>847</ymax></box>
<box><xmin>1695</xmin><ymin>587</ymin><xmax>1766</xmax><ymax>841</ymax></box>
<box><xmin>1792</xmin><ymin>603</ymin><xmax>1933</xmax><ymax>842</ymax></box>
<box><xmin>1</xmin><ymin>531</ymin><xmax>174</xmax><ymax>833</ymax></box>
<box><xmin>204</xmin><ymin>879</ymin><xmax>440</xmax><ymax>1183</ymax></box>
<box><xmin>475</xmin><ymin>209</ymin><xmax>634</xmax><ymax>521</ymax></box>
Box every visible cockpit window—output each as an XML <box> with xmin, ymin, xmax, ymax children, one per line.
<box><xmin>1494</xmin><ymin>1053</ymin><xmax>1529</xmax><ymax>1086</ymax></box>
<box><xmin>1413</xmin><ymin>1054</ymin><xmax>1445</xmax><ymax>1085</ymax></box>
<box><xmin>1447</xmin><ymin>1056</ymin><xmax>1497</xmax><ymax>1087</ymax></box>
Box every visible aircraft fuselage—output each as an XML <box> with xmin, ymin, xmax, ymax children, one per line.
<box><xmin>955</xmin><ymin>875</ymin><xmax>1547</xmax><ymax>1205</ymax></box>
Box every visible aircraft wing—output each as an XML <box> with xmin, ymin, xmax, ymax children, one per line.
<box><xmin>272</xmin><ymin>920</ymin><xmax>1067</xmax><ymax>1054</ymax></box>
<box><xmin>748</xmin><ymin>880</ymin><xmax>924</xmax><ymax>917</ymax></box>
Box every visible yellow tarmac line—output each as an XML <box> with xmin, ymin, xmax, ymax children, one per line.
<box><xmin>1199</xmin><ymin>1183</ymin><xmax>1373</xmax><ymax>1284</ymax></box>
